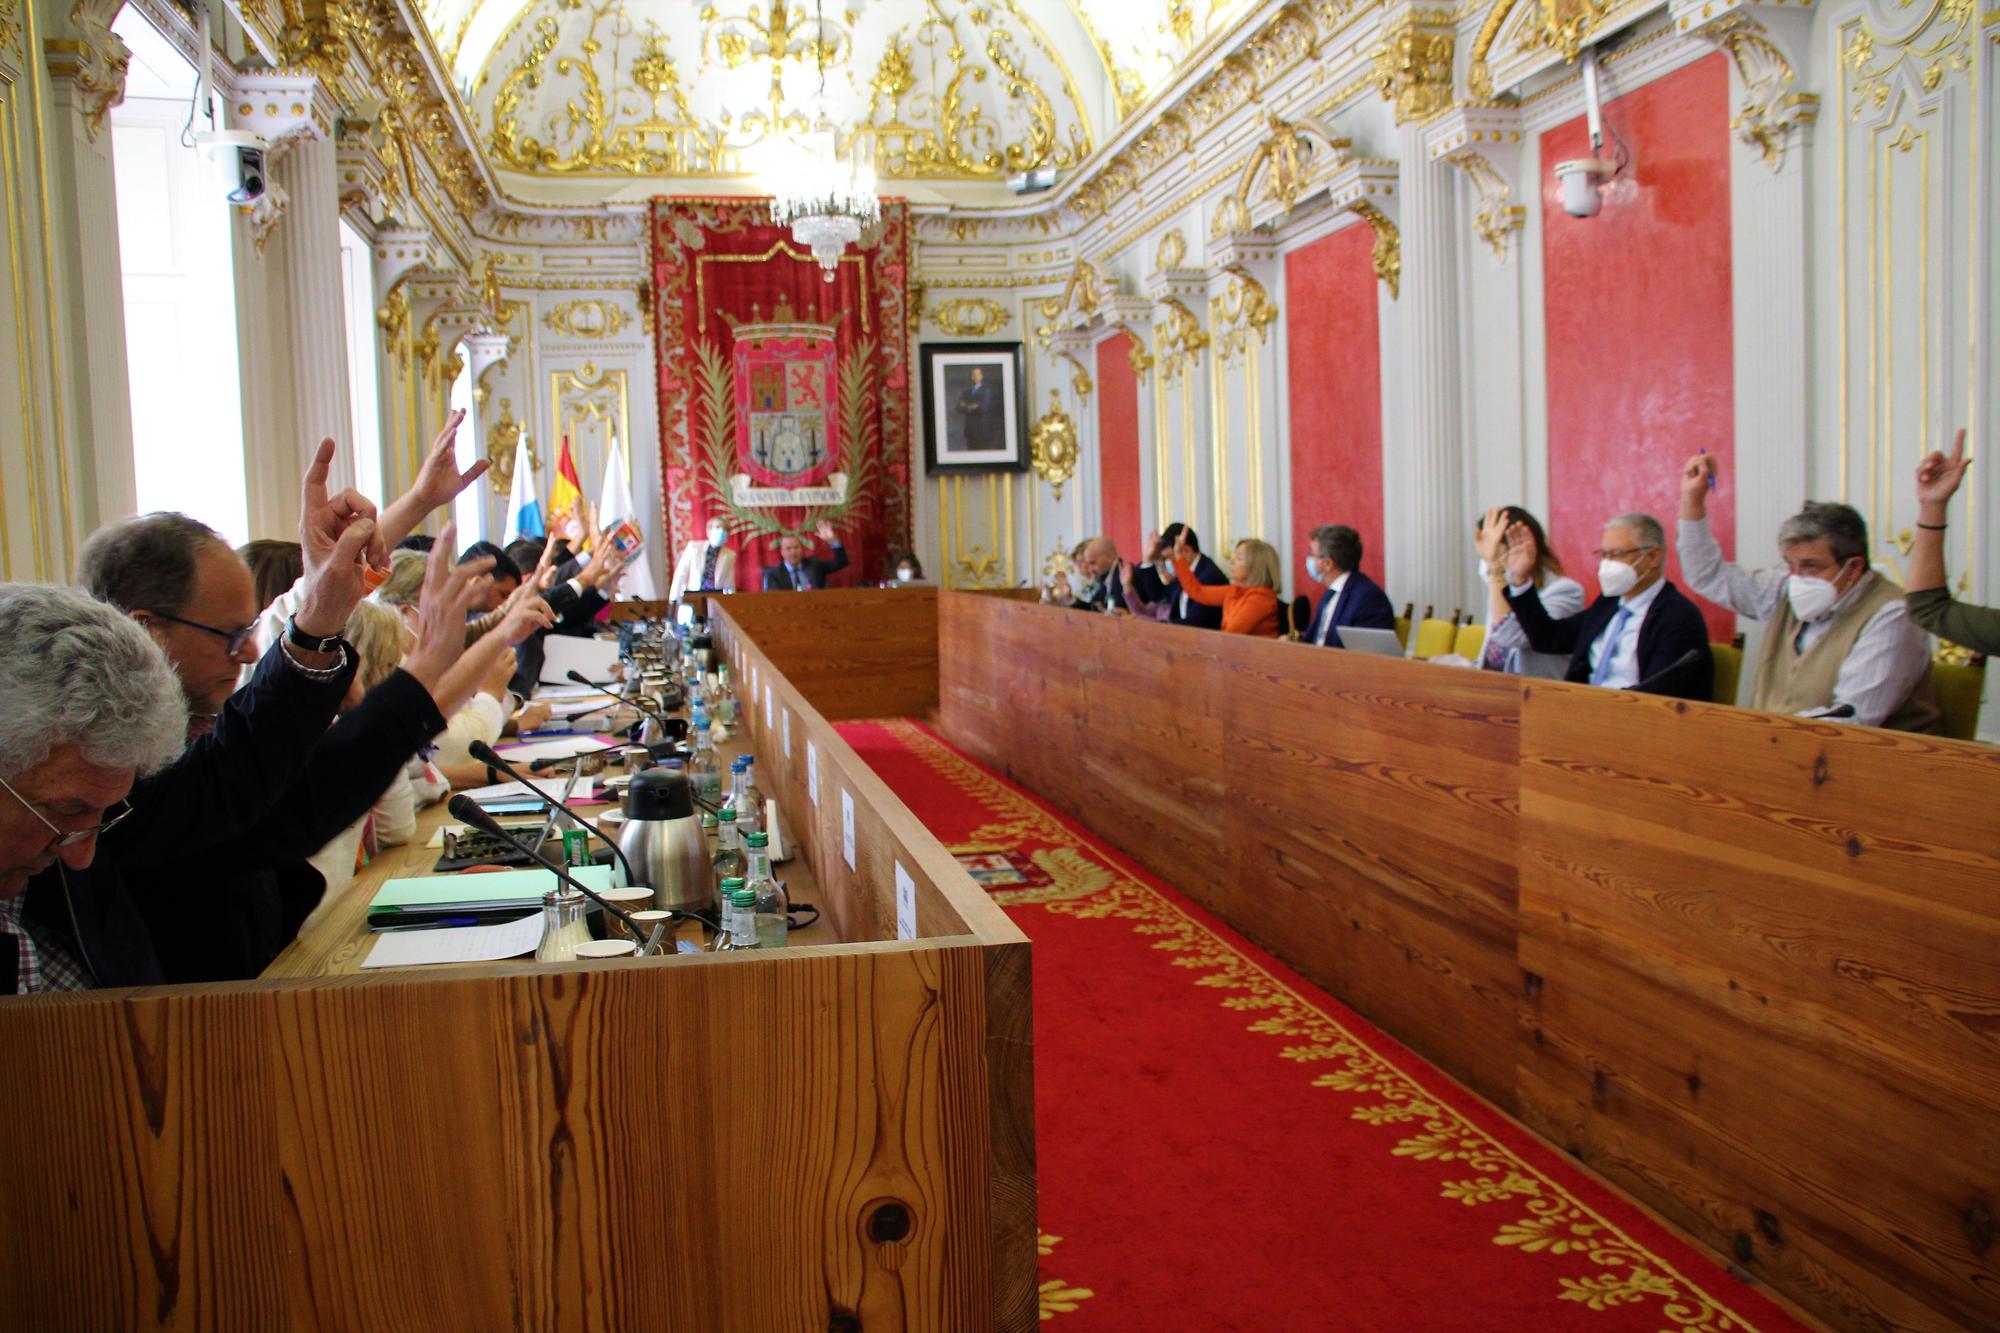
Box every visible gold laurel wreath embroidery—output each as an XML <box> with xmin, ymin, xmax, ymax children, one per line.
<box><xmin>1037</xmin><ymin>1233</ymin><xmax>1093</xmax><ymax>1322</ymax></box>
<box><xmin>878</xmin><ymin>719</ymin><xmax>1764</xmax><ymax>1332</ymax></box>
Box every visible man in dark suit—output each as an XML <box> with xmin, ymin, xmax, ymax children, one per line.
<box><xmin>1303</xmin><ymin>524</ymin><xmax>1396</xmax><ymax>648</ymax></box>
<box><xmin>762</xmin><ymin>521</ymin><xmax>850</xmax><ymax>591</ymax></box>
<box><xmin>1502</xmin><ymin>511</ymin><xmax>1713</xmax><ymax>700</ymax></box>
<box><xmin>954</xmin><ymin>367</ymin><xmax>1004</xmax><ymax>453</ymax></box>
<box><xmin>1131</xmin><ymin>524</ymin><xmax>1229</xmax><ymax>629</ymax></box>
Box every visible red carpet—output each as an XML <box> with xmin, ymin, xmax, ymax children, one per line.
<box><xmin>836</xmin><ymin>719</ymin><xmax>1814</xmax><ymax>1332</ymax></box>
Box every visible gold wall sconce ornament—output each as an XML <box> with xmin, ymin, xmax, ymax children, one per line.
<box><xmin>927</xmin><ymin>297</ymin><xmax>1012</xmax><ymax>337</ymax></box>
<box><xmin>486</xmin><ymin>399</ymin><xmax>536</xmax><ymax>486</ymax></box>
<box><xmin>1029</xmin><ymin>391</ymin><xmax>1079</xmax><ymax>501</ymax></box>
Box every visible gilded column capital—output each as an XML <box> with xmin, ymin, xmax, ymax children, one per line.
<box><xmin>1669</xmin><ymin>0</ymin><xmax>1819</xmax><ymax>172</ymax></box>
<box><xmin>42</xmin><ymin>2</ymin><xmax>130</xmax><ymax>142</ymax></box>
<box><xmin>1372</xmin><ymin>6</ymin><xmax>1458</xmax><ymax>126</ymax></box>
<box><xmin>1321</xmin><ymin>155</ymin><xmax>1404</xmax><ymax>299</ymax></box>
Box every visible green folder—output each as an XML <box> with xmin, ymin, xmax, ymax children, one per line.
<box><xmin>367</xmin><ymin>866</ymin><xmax>618</xmax><ymax>923</ymax></box>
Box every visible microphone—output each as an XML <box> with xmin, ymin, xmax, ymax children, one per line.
<box><xmin>566</xmin><ymin>669</ymin><xmax>684</xmax><ymax>737</ymax></box>
<box><xmin>446</xmin><ymin>794</ymin><xmax>664</xmax><ymax>954</ymax></box>
<box><xmin>1806</xmin><ymin>703</ymin><xmax>1857</xmax><ymax>720</ymax></box>
<box><xmin>1631</xmin><ymin>647</ymin><xmax>1704</xmax><ymax>694</ymax></box>
<box><xmin>468</xmin><ymin>740</ymin><xmax>643</xmax><ymax>887</ymax></box>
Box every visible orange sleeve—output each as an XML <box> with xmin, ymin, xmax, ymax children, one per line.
<box><xmin>1174</xmin><ymin>558</ymin><xmax>1230</xmax><ymax>607</ymax></box>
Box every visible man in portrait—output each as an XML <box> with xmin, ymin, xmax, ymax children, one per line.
<box><xmin>954</xmin><ymin>365</ymin><xmax>1004</xmax><ymax>454</ymax></box>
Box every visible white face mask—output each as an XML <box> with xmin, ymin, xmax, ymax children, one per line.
<box><xmin>1598</xmin><ymin>557</ymin><xmax>1641</xmax><ymax>599</ymax></box>
<box><xmin>706</xmin><ymin>527</ymin><xmax>726</xmax><ymax>546</ymax></box>
<box><xmin>1786</xmin><ymin>572</ymin><xmax>1842</xmax><ymax>622</ymax></box>
<box><xmin>896</xmin><ymin>567</ymin><xmax>914</xmax><ymax>583</ymax></box>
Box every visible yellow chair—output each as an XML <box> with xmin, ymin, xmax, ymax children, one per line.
<box><xmin>1453</xmin><ymin>622</ymin><xmax>1486</xmax><ymax>662</ymax></box>
<box><xmin>1709</xmin><ymin>642</ymin><xmax>1743</xmax><ymax>707</ymax></box>
<box><xmin>1410</xmin><ymin>616</ymin><xmax>1459</xmax><ymax>661</ymax></box>
<box><xmin>1393</xmin><ymin>617</ymin><xmax>1411</xmax><ymax>650</ymax></box>
<box><xmin>1932</xmin><ymin>656</ymin><xmax>1987</xmax><ymax>741</ymax></box>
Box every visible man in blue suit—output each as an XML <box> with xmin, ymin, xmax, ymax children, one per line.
<box><xmin>1304</xmin><ymin>524</ymin><xmax>1396</xmax><ymax>648</ymax></box>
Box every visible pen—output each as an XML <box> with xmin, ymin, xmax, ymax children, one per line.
<box><xmin>1698</xmin><ymin>445</ymin><xmax>1716</xmax><ymax>491</ymax></box>
<box><xmin>372</xmin><ymin>916</ymin><xmax>484</xmax><ymax>932</ymax></box>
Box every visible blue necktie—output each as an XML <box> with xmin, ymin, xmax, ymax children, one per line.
<box><xmin>792</xmin><ymin>564</ymin><xmax>809</xmax><ymax>590</ymax></box>
<box><xmin>1590</xmin><ymin>604</ymin><xmax>1633</xmax><ymax>686</ymax></box>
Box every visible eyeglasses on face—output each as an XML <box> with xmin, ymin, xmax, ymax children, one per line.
<box><xmin>1591</xmin><ymin>546</ymin><xmax>1656</xmax><ymax>562</ymax></box>
<box><xmin>0</xmin><ymin>772</ymin><xmax>134</xmax><ymax>847</ymax></box>
<box><xmin>148</xmin><ymin>609</ymin><xmax>259</xmax><ymax>655</ymax></box>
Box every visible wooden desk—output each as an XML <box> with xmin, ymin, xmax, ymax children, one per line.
<box><xmin>0</xmin><ymin>629</ymin><xmax>1036</xmax><ymax>1330</ymax></box>
<box><xmin>265</xmin><ymin>735</ymin><xmax>833</xmax><ymax>979</ymax></box>
<box><xmin>935</xmin><ymin>589</ymin><xmax>2000</xmax><ymax>1333</ymax></box>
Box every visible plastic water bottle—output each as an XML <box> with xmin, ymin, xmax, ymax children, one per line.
<box><xmin>744</xmin><ymin>831</ymin><xmax>786</xmax><ymax>947</ymax></box>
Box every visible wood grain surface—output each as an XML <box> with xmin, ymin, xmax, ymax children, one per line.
<box><xmin>939</xmin><ymin>591</ymin><xmax>2000</xmax><ymax>1333</ymax></box>
<box><xmin>1517</xmin><ymin>682</ymin><xmax>2000</xmax><ymax>1332</ymax></box>
<box><xmin>716</xmin><ymin>588</ymin><xmax>941</xmax><ymax>721</ymax></box>
<box><xmin>0</xmin><ymin>615</ymin><xmax>1036</xmax><ymax>1332</ymax></box>
<box><xmin>938</xmin><ymin>591</ymin><xmax>1524</xmax><ymax>1106</ymax></box>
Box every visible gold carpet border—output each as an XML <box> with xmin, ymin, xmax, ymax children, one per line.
<box><xmin>877</xmin><ymin>719</ymin><xmax>1768</xmax><ymax>1331</ymax></box>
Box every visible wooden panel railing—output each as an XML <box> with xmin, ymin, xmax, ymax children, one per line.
<box><xmin>938</xmin><ymin>589</ymin><xmax>1524</xmax><ymax>1104</ymax></box>
<box><xmin>936</xmin><ymin>590</ymin><xmax>2000</xmax><ymax>1333</ymax></box>
<box><xmin>0</xmin><ymin>607</ymin><xmax>1036</xmax><ymax>1333</ymax></box>
<box><xmin>709</xmin><ymin>588</ymin><xmax>940</xmax><ymax>721</ymax></box>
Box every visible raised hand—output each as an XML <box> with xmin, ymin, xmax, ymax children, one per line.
<box><xmin>499</xmin><ymin>595</ymin><xmax>555</xmax><ymax>647</ymax></box>
<box><xmin>815</xmin><ymin>519</ymin><xmax>838</xmax><ymax>544</ymax></box>
<box><xmin>411</xmin><ymin>409</ymin><xmax>484</xmax><ymax>511</ymax></box>
<box><xmin>1916</xmin><ymin>428</ymin><xmax>1971</xmax><ymax>511</ymax></box>
<box><xmin>1143</xmin><ymin>528</ymin><xmax>1163</xmax><ymax>562</ymax></box>
<box><xmin>295</xmin><ymin>438</ymin><xmax>381</xmax><ymax>639</ymax></box>
<box><xmin>1503</xmin><ymin>521</ymin><xmax>1538</xmax><ymax>586</ymax></box>
<box><xmin>1475</xmin><ymin>507</ymin><xmax>1510</xmax><ymax>564</ymax></box>
<box><xmin>1679</xmin><ymin>452</ymin><xmax>1716</xmax><ymax>518</ymax></box>
<box><xmin>402</xmin><ymin>522</ymin><xmax>491</xmax><ymax>691</ymax></box>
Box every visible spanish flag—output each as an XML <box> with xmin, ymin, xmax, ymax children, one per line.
<box><xmin>550</xmin><ymin>435</ymin><xmax>585</xmax><ymax>528</ymax></box>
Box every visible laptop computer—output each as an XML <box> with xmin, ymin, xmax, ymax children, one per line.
<box><xmin>1335</xmin><ymin>626</ymin><xmax>1407</xmax><ymax>658</ymax></box>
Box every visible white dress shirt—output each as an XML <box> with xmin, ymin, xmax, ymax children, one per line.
<box><xmin>1312</xmin><ymin>573</ymin><xmax>1351</xmax><ymax>645</ymax></box>
<box><xmin>1585</xmin><ymin>578</ymin><xmax>1664</xmax><ymax>689</ymax></box>
<box><xmin>1677</xmin><ymin>517</ymin><xmax>1930</xmax><ymax>726</ymax></box>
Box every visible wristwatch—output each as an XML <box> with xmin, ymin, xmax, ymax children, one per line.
<box><xmin>286</xmin><ymin>615</ymin><xmax>343</xmax><ymax>654</ymax></box>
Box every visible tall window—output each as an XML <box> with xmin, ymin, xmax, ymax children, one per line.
<box><xmin>111</xmin><ymin>7</ymin><xmax>248</xmax><ymax>542</ymax></box>
<box><xmin>340</xmin><ymin>220</ymin><xmax>384</xmax><ymax>504</ymax></box>
<box><xmin>449</xmin><ymin>354</ymin><xmax>481</xmax><ymax>544</ymax></box>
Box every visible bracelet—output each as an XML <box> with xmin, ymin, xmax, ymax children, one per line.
<box><xmin>277</xmin><ymin>636</ymin><xmax>348</xmax><ymax>681</ymax></box>
<box><xmin>1916</xmin><ymin>521</ymin><xmax>1947</xmax><ymax>531</ymax></box>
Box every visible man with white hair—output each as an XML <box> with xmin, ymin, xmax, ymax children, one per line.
<box><xmin>0</xmin><ymin>586</ymin><xmax>189</xmax><ymax>992</ymax></box>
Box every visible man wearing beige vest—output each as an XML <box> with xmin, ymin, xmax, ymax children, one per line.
<box><xmin>1676</xmin><ymin>453</ymin><xmax>1940</xmax><ymax>732</ymax></box>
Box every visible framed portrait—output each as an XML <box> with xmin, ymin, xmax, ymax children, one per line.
<box><xmin>920</xmin><ymin>342</ymin><xmax>1029</xmax><ymax>474</ymax></box>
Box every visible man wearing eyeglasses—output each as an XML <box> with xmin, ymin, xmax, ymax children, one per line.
<box><xmin>0</xmin><ymin>586</ymin><xmax>193</xmax><ymax>994</ymax></box>
<box><xmin>1498</xmin><ymin>511</ymin><xmax>1714</xmax><ymax>700</ymax></box>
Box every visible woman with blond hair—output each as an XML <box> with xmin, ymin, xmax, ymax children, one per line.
<box><xmin>1170</xmin><ymin>533</ymin><xmax>1283</xmax><ymax>637</ymax></box>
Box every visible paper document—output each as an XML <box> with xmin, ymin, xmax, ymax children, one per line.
<box><xmin>496</xmin><ymin>735</ymin><xmax>617</xmax><ymax>763</ymax></box>
<box><xmin>362</xmin><ymin>913</ymin><xmax>547</xmax><ymax>969</ymax></box>
<box><xmin>369</xmin><ymin>865</ymin><xmax>616</xmax><ymax>913</ymax></box>
<box><xmin>535</xmin><ymin>683</ymin><xmax>609</xmax><ymax>700</ymax></box>
<box><xmin>544</xmin><ymin>695</ymin><xmax>619</xmax><ymax>718</ymax></box>
<box><xmin>538</xmin><ymin>636</ymin><xmax>622</xmax><ymax>685</ymax></box>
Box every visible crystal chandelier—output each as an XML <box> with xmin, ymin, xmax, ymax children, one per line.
<box><xmin>763</xmin><ymin>1</ymin><xmax>879</xmax><ymax>282</ymax></box>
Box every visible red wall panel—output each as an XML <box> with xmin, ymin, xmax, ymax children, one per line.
<box><xmin>1542</xmin><ymin>52</ymin><xmax>1736</xmax><ymax>641</ymax></box>
<box><xmin>1285</xmin><ymin>222</ymin><xmax>1385</xmax><ymax>590</ymax></box>
<box><xmin>1096</xmin><ymin>331</ymin><xmax>1143</xmax><ymax>558</ymax></box>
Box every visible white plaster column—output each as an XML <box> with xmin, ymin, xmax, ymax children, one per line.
<box><xmin>461</xmin><ymin>330</ymin><xmax>511</xmax><ymax>543</ymax></box>
<box><xmin>40</xmin><ymin>0</ymin><xmax>137</xmax><ymax>548</ymax></box>
<box><xmin>1384</xmin><ymin>120</ymin><xmax>1467</xmax><ymax>618</ymax></box>
<box><xmin>276</xmin><ymin>132</ymin><xmax>354</xmax><ymax>489</ymax></box>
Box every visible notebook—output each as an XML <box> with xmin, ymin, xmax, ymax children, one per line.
<box><xmin>366</xmin><ymin>866</ymin><xmax>617</xmax><ymax>926</ymax></box>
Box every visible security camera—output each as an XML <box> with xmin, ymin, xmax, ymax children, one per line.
<box><xmin>1553</xmin><ymin>158</ymin><xmax>1616</xmax><ymax>218</ymax></box>
<box><xmin>196</xmin><ymin>129</ymin><xmax>269</xmax><ymax>205</ymax></box>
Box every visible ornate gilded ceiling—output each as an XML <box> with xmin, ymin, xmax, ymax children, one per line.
<box><xmin>423</xmin><ymin>0</ymin><xmax>1254</xmax><ymax>194</ymax></box>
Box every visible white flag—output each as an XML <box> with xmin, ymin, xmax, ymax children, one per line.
<box><xmin>596</xmin><ymin>435</ymin><xmax>658</xmax><ymax>600</ymax></box>
<box><xmin>502</xmin><ymin>436</ymin><xmax>545</xmax><ymax>544</ymax></box>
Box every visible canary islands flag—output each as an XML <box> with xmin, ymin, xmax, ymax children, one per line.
<box><xmin>503</xmin><ymin>436</ymin><xmax>545</xmax><ymax>543</ymax></box>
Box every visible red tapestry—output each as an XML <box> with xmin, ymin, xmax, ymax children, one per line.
<box><xmin>649</xmin><ymin>199</ymin><xmax>915</xmax><ymax>587</ymax></box>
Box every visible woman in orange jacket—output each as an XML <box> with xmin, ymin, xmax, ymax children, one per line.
<box><xmin>1171</xmin><ymin>534</ymin><xmax>1283</xmax><ymax>637</ymax></box>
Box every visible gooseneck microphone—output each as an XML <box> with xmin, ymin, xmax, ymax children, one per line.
<box><xmin>468</xmin><ymin>740</ymin><xmax>643</xmax><ymax>887</ymax></box>
<box><xmin>1632</xmin><ymin>647</ymin><xmax>1704</xmax><ymax>694</ymax></box>
<box><xmin>566</xmin><ymin>670</ymin><xmax>681</xmax><ymax>734</ymax></box>
<box><xmin>446</xmin><ymin>794</ymin><xmax>662</xmax><ymax>953</ymax></box>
